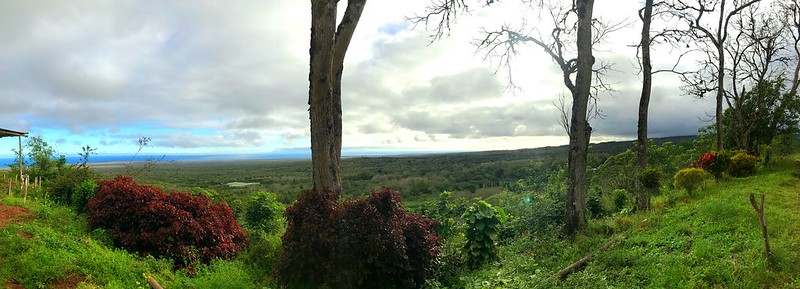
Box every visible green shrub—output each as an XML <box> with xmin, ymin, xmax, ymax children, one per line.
<box><xmin>463</xmin><ymin>200</ymin><xmax>506</xmax><ymax>268</ymax></box>
<box><xmin>70</xmin><ymin>179</ymin><xmax>97</xmax><ymax>213</ymax></box>
<box><xmin>638</xmin><ymin>167</ymin><xmax>661</xmax><ymax>190</ymax></box>
<box><xmin>49</xmin><ymin>166</ymin><xmax>96</xmax><ymax>210</ymax></box>
<box><xmin>240</xmin><ymin>231</ymin><xmax>282</xmax><ymax>279</ymax></box>
<box><xmin>729</xmin><ymin>152</ymin><xmax>757</xmax><ymax>177</ymax></box>
<box><xmin>587</xmin><ymin>189</ymin><xmax>604</xmax><ymax>218</ymax></box>
<box><xmin>612</xmin><ymin>189</ymin><xmax>631</xmax><ymax>212</ymax></box>
<box><xmin>243</xmin><ymin>192</ymin><xmax>284</xmax><ymax>234</ymax></box>
<box><xmin>673</xmin><ymin>168</ymin><xmax>707</xmax><ymax>196</ymax></box>
<box><xmin>431</xmin><ymin>191</ymin><xmax>468</xmax><ymax>237</ymax></box>
<box><xmin>498</xmin><ymin>190</ymin><xmax>563</xmax><ymax>238</ymax></box>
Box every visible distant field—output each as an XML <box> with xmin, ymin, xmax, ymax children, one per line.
<box><xmin>92</xmin><ymin>136</ymin><xmax>696</xmax><ymax>204</ymax></box>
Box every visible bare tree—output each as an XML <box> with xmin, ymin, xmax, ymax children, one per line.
<box><xmin>635</xmin><ymin>0</ymin><xmax>655</xmax><ymax>212</ymax></box>
<box><xmin>412</xmin><ymin>0</ymin><xmax>609</xmax><ymax>235</ymax></box>
<box><xmin>667</xmin><ymin>0</ymin><xmax>761</xmax><ymax>151</ymax></box>
<box><xmin>308</xmin><ymin>0</ymin><xmax>367</xmax><ymax>194</ymax></box>
<box><xmin>779</xmin><ymin>0</ymin><xmax>800</xmax><ymax>96</ymax></box>
<box><xmin>724</xmin><ymin>3</ymin><xmax>789</xmax><ymax>151</ymax></box>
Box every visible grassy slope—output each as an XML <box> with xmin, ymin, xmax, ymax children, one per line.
<box><xmin>460</xmin><ymin>158</ymin><xmax>800</xmax><ymax>289</ymax></box>
<box><xmin>0</xmin><ymin>197</ymin><xmax>265</xmax><ymax>289</ymax></box>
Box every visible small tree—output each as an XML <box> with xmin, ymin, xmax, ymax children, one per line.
<box><xmin>244</xmin><ymin>192</ymin><xmax>284</xmax><ymax>234</ymax></box>
<box><xmin>9</xmin><ymin>136</ymin><xmax>66</xmax><ymax>184</ymax></box>
<box><xmin>463</xmin><ymin>200</ymin><xmax>506</xmax><ymax>268</ymax></box>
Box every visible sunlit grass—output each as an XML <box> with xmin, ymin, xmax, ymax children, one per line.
<box><xmin>0</xmin><ymin>196</ymin><xmax>268</xmax><ymax>289</ymax></box>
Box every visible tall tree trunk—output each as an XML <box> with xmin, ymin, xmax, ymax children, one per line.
<box><xmin>307</xmin><ymin>0</ymin><xmax>366</xmax><ymax>195</ymax></box>
<box><xmin>309</xmin><ymin>0</ymin><xmax>340</xmax><ymax>194</ymax></box>
<box><xmin>564</xmin><ymin>0</ymin><xmax>594</xmax><ymax>236</ymax></box>
<box><xmin>716</xmin><ymin>44</ymin><xmax>725</xmax><ymax>151</ymax></box>
<box><xmin>636</xmin><ymin>0</ymin><xmax>653</xmax><ymax>212</ymax></box>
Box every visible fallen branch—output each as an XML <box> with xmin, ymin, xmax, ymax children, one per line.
<box><xmin>556</xmin><ymin>234</ymin><xmax>625</xmax><ymax>280</ymax></box>
<box><xmin>148</xmin><ymin>276</ymin><xmax>164</xmax><ymax>289</ymax></box>
<box><xmin>749</xmin><ymin>193</ymin><xmax>771</xmax><ymax>261</ymax></box>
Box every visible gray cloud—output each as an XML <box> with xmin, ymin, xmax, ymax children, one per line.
<box><xmin>0</xmin><ymin>0</ymin><xmax>719</xmax><ymax>151</ymax></box>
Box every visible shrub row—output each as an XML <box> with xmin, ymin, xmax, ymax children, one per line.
<box><xmin>87</xmin><ymin>175</ymin><xmax>247</xmax><ymax>267</ymax></box>
<box><xmin>693</xmin><ymin>151</ymin><xmax>758</xmax><ymax>179</ymax></box>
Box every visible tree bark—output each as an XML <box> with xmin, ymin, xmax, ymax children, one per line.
<box><xmin>636</xmin><ymin>0</ymin><xmax>653</xmax><ymax>212</ymax></box>
<box><xmin>308</xmin><ymin>0</ymin><xmax>366</xmax><ymax>195</ymax></box>
<box><xmin>564</xmin><ymin>0</ymin><xmax>595</xmax><ymax>236</ymax></box>
<box><xmin>309</xmin><ymin>0</ymin><xmax>340</xmax><ymax>194</ymax></box>
<box><xmin>716</xmin><ymin>43</ymin><xmax>725</xmax><ymax>151</ymax></box>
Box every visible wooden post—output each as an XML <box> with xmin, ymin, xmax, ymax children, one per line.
<box><xmin>22</xmin><ymin>175</ymin><xmax>28</xmax><ymax>203</ymax></box>
<box><xmin>749</xmin><ymin>193</ymin><xmax>771</xmax><ymax>261</ymax></box>
<box><xmin>18</xmin><ymin>136</ymin><xmax>23</xmax><ymax>185</ymax></box>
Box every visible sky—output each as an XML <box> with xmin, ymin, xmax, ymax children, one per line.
<box><xmin>0</xmin><ymin>0</ymin><xmax>716</xmax><ymax>157</ymax></box>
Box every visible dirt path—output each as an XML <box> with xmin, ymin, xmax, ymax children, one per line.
<box><xmin>0</xmin><ymin>205</ymin><xmax>31</xmax><ymax>227</ymax></box>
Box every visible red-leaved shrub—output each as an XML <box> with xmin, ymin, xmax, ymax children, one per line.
<box><xmin>87</xmin><ymin>175</ymin><xmax>247</xmax><ymax>267</ymax></box>
<box><xmin>276</xmin><ymin>188</ymin><xmax>442</xmax><ymax>289</ymax></box>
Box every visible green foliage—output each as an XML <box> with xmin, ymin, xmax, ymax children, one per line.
<box><xmin>428</xmin><ymin>191</ymin><xmax>468</xmax><ymax>237</ymax></box>
<box><xmin>0</xmin><ymin>196</ymin><xmax>266</xmax><ymax>288</ymax></box>
<box><xmin>612</xmin><ymin>189</ymin><xmax>631</xmax><ymax>212</ymax></box>
<box><xmin>638</xmin><ymin>167</ymin><xmax>661</xmax><ymax>190</ymax></box>
<box><xmin>239</xmin><ymin>231</ymin><xmax>282</xmax><ymax>284</ymax></box>
<box><xmin>490</xmin><ymin>190</ymin><xmax>563</xmax><ymax>239</ymax></box>
<box><xmin>71</xmin><ymin>179</ymin><xmax>97</xmax><ymax>214</ymax></box>
<box><xmin>9</xmin><ymin>136</ymin><xmax>67</xmax><ymax>184</ymax></box>
<box><xmin>770</xmin><ymin>134</ymin><xmax>796</xmax><ymax>157</ymax></box>
<box><xmin>729</xmin><ymin>152</ymin><xmax>758</xmax><ymax>177</ymax></box>
<box><xmin>722</xmin><ymin>79</ymin><xmax>800</xmax><ymax>151</ymax></box>
<box><xmin>673</xmin><ymin>168</ymin><xmax>707</xmax><ymax>196</ymax></box>
<box><xmin>429</xmin><ymin>234</ymin><xmax>467</xmax><ymax>288</ymax></box>
<box><xmin>591</xmin><ymin>149</ymin><xmax>637</xmax><ymax>196</ymax></box>
<box><xmin>49</xmin><ymin>166</ymin><xmax>97</xmax><ymax>212</ymax></box>
<box><xmin>243</xmin><ymin>191</ymin><xmax>284</xmax><ymax>234</ymax></box>
<box><xmin>463</xmin><ymin>200</ymin><xmax>506</xmax><ymax>268</ymax></box>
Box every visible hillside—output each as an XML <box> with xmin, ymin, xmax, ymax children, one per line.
<box><xmin>450</xmin><ymin>157</ymin><xmax>800</xmax><ymax>288</ymax></box>
<box><xmin>1</xmin><ymin>152</ymin><xmax>796</xmax><ymax>288</ymax></box>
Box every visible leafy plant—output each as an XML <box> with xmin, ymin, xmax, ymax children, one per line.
<box><xmin>673</xmin><ymin>168</ymin><xmax>707</xmax><ymax>196</ymax></box>
<box><xmin>463</xmin><ymin>200</ymin><xmax>506</xmax><ymax>268</ymax></box>
<box><xmin>693</xmin><ymin>151</ymin><xmax>739</xmax><ymax>181</ymax></box>
<box><xmin>8</xmin><ymin>136</ymin><xmax>67</xmax><ymax>184</ymax></box>
<box><xmin>729</xmin><ymin>152</ymin><xmax>758</xmax><ymax>177</ymax></box>
<box><xmin>71</xmin><ymin>179</ymin><xmax>97</xmax><ymax>214</ymax></box>
<box><xmin>638</xmin><ymin>167</ymin><xmax>661</xmax><ymax>190</ymax></box>
<box><xmin>87</xmin><ymin>175</ymin><xmax>247</xmax><ymax>268</ymax></box>
<box><xmin>243</xmin><ymin>191</ymin><xmax>284</xmax><ymax>234</ymax></box>
<box><xmin>49</xmin><ymin>166</ymin><xmax>96</xmax><ymax>211</ymax></box>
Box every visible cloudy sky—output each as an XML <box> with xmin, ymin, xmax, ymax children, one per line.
<box><xmin>0</xmin><ymin>0</ymin><xmax>715</xmax><ymax>157</ymax></box>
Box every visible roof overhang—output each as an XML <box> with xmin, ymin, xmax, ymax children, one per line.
<box><xmin>0</xmin><ymin>128</ymin><xmax>29</xmax><ymax>138</ymax></box>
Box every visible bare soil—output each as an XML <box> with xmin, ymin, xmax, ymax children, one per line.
<box><xmin>0</xmin><ymin>205</ymin><xmax>31</xmax><ymax>227</ymax></box>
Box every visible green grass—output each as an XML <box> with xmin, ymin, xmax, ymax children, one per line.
<box><xmin>449</xmin><ymin>158</ymin><xmax>800</xmax><ymax>289</ymax></box>
<box><xmin>0</xmin><ymin>197</ymin><xmax>269</xmax><ymax>289</ymax></box>
<box><xmin>2</xmin><ymin>149</ymin><xmax>798</xmax><ymax>288</ymax></box>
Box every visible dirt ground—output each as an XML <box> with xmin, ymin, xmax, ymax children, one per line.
<box><xmin>0</xmin><ymin>205</ymin><xmax>31</xmax><ymax>227</ymax></box>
